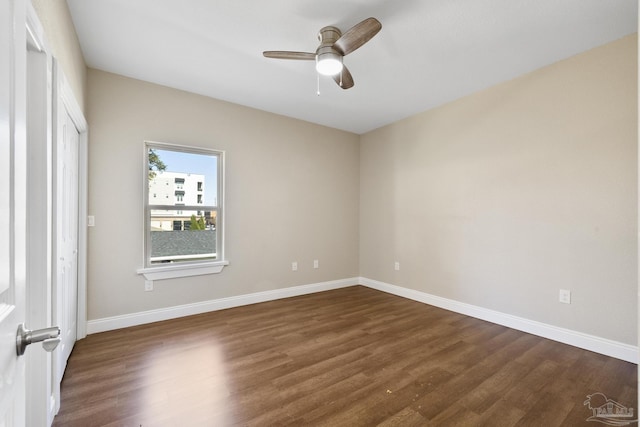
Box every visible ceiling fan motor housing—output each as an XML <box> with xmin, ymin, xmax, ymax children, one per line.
<box><xmin>318</xmin><ymin>26</ymin><xmax>341</xmax><ymax>44</ymax></box>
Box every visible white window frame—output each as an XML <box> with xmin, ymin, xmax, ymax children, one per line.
<box><xmin>137</xmin><ymin>141</ymin><xmax>228</xmax><ymax>280</ymax></box>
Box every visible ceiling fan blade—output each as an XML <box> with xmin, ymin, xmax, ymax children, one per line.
<box><xmin>333</xmin><ymin>17</ymin><xmax>382</xmax><ymax>56</ymax></box>
<box><xmin>263</xmin><ymin>51</ymin><xmax>315</xmax><ymax>60</ymax></box>
<box><xmin>333</xmin><ymin>65</ymin><xmax>354</xmax><ymax>90</ymax></box>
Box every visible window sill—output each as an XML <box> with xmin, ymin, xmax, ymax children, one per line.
<box><xmin>137</xmin><ymin>260</ymin><xmax>229</xmax><ymax>281</ymax></box>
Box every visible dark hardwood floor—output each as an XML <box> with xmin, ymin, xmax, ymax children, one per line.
<box><xmin>52</xmin><ymin>286</ymin><xmax>637</xmax><ymax>426</ymax></box>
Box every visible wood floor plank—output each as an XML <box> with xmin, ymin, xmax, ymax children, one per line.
<box><xmin>474</xmin><ymin>399</ymin><xmax>526</xmax><ymax>427</ymax></box>
<box><xmin>52</xmin><ymin>286</ymin><xmax>637</xmax><ymax>426</ymax></box>
<box><xmin>460</xmin><ymin>359</ymin><xmax>533</xmax><ymax>414</ymax></box>
<box><xmin>376</xmin><ymin>407</ymin><xmax>429</xmax><ymax>427</ymax></box>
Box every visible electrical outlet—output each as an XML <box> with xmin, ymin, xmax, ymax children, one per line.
<box><xmin>145</xmin><ymin>280</ymin><xmax>153</xmax><ymax>291</ymax></box>
<box><xmin>313</xmin><ymin>259</ymin><xmax>319</xmax><ymax>269</ymax></box>
<box><xmin>394</xmin><ymin>261</ymin><xmax>400</xmax><ymax>271</ymax></box>
<box><xmin>559</xmin><ymin>289</ymin><xmax>571</xmax><ymax>304</ymax></box>
<box><xmin>292</xmin><ymin>262</ymin><xmax>298</xmax><ymax>271</ymax></box>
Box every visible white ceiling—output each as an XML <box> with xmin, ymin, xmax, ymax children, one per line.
<box><xmin>66</xmin><ymin>0</ymin><xmax>637</xmax><ymax>135</ymax></box>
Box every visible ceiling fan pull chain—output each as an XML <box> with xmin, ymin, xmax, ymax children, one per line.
<box><xmin>340</xmin><ymin>70</ymin><xmax>343</xmax><ymax>87</ymax></box>
<box><xmin>317</xmin><ymin>73</ymin><xmax>320</xmax><ymax>96</ymax></box>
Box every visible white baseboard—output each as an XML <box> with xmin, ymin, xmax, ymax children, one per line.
<box><xmin>86</xmin><ymin>277</ymin><xmax>358</xmax><ymax>334</ymax></box>
<box><xmin>86</xmin><ymin>276</ymin><xmax>637</xmax><ymax>364</ymax></box>
<box><xmin>359</xmin><ymin>277</ymin><xmax>638</xmax><ymax>364</ymax></box>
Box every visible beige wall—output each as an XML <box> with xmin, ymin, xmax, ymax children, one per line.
<box><xmin>31</xmin><ymin>0</ymin><xmax>86</xmax><ymax>112</ymax></box>
<box><xmin>360</xmin><ymin>35</ymin><xmax>638</xmax><ymax>345</ymax></box>
<box><xmin>86</xmin><ymin>69</ymin><xmax>360</xmax><ymax>320</ymax></box>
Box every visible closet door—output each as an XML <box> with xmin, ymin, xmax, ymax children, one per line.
<box><xmin>54</xmin><ymin>102</ymin><xmax>80</xmax><ymax>383</ymax></box>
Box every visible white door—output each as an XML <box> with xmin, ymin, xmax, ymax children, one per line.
<box><xmin>0</xmin><ymin>0</ymin><xmax>27</xmax><ymax>425</ymax></box>
<box><xmin>26</xmin><ymin>7</ymin><xmax>58</xmax><ymax>424</ymax></box>
<box><xmin>55</xmin><ymin>107</ymin><xmax>79</xmax><ymax>381</ymax></box>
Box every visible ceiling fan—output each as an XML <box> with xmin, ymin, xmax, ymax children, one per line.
<box><xmin>263</xmin><ymin>17</ymin><xmax>382</xmax><ymax>90</ymax></box>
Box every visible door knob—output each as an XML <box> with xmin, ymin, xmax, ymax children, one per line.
<box><xmin>16</xmin><ymin>324</ymin><xmax>61</xmax><ymax>356</ymax></box>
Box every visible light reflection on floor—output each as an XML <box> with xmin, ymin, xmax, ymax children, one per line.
<box><xmin>137</xmin><ymin>340</ymin><xmax>235</xmax><ymax>425</ymax></box>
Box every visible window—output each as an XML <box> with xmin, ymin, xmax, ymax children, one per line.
<box><xmin>138</xmin><ymin>141</ymin><xmax>228</xmax><ymax>280</ymax></box>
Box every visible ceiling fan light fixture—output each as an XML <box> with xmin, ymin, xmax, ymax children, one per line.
<box><xmin>316</xmin><ymin>51</ymin><xmax>343</xmax><ymax>76</ymax></box>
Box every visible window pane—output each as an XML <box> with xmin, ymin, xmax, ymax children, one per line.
<box><xmin>148</xmin><ymin>148</ymin><xmax>218</xmax><ymax>206</ymax></box>
<box><xmin>149</xmin><ymin>209</ymin><xmax>217</xmax><ymax>264</ymax></box>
